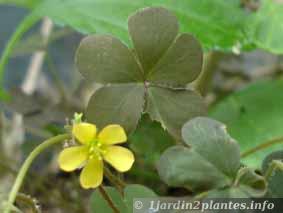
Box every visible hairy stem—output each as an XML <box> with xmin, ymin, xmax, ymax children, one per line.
<box><xmin>98</xmin><ymin>186</ymin><xmax>120</xmax><ymax>213</ymax></box>
<box><xmin>16</xmin><ymin>193</ymin><xmax>41</xmax><ymax>213</ymax></box>
<box><xmin>4</xmin><ymin>134</ymin><xmax>70</xmax><ymax>213</ymax></box>
<box><xmin>104</xmin><ymin>167</ymin><xmax>126</xmax><ymax>194</ymax></box>
<box><xmin>241</xmin><ymin>136</ymin><xmax>283</xmax><ymax>158</ymax></box>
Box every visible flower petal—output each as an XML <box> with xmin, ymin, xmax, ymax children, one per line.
<box><xmin>98</xmin><ymin>125</ymin><xmax>127</xmax><ymax>145</ymax></box>
<box><xmin>58</xmin><ymin>146</ymin><xmax>88</xmax><ymax>172</ymax></box>
<box><xmin>80</xmin><ymin>158</ymin><xmax>103</xmax><ymax>189</ymax></box>
<box><xmin>72</xmin><ymin>122</ymin><xmax>96</xmax><ymax>144</ymax></box>
<box><xmin>103</xmin><ymin>146</ymin><xmax>134</xmax><ymax>172</ymax></box>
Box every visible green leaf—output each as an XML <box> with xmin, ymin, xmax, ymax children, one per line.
<box><xmin>182</xmin><ymin>117</ymin><xmax>240</xmax><ymax>177</ymax></box>
<box><xmin>28</xmin><ymin>0</ymin><xmax>250</xmax><ymax>52</ymax></box>
<box><xmin>90</xmin><ymin>185</ymin><xmax>156</xmax><ymax>213</ymax></box>
<box><xmin>129</xmin><ymin>114</ymin><xmax>174</xmax><ymax>166</ymax></box>
<box><xmin>210</xmin><ymin>79</ymin><xmax>283</xmax><ymax>168</ymax></box>
<box><xmin>3</xmin><ymin>0</ymin><xmax>283</xmax><ymax>91</ymax></box>
<box><xmin>157</xmin><ymin>117</ymin><xmax>241</xmax><ymax>192</ymax></box>
<box><xmin>128</xmin><ymin>7</ymin><xmax>178</xmax><ymax>73</ymax></box>
<box><xmin>0</xmin><ymin>89</ymin><xmax>10</xmax><ymax>101</ymax></box>
<box><xmin>247</xmin><ymin>0</ymin><xmax>283</xmax><ymax>54</ymax></box>
<box><xmin>86</xmin><ymin>84</ymin><xmax>145</xmax><ymax>133</ymax></box>
<box><xmin>148</xmin><ymin>33</ymin><xmax>203</xmax><ymax>87</ymax></box>
<box><xmin>75</xmin><ymin>35</ymin><xmax>143</xmax><ymax>84</ymax></box>
<box><xmin>90</xmin><ymin>187</ymin><xmax>127</xmax><ymax>213</ymax></box>
<box><xmin>124</xmin><ymin>184</ymin><xmax>157</xmax><ymax>210</ymax></box>
<box><xmin>262</xmin><ymin>151</ymin><xmax>283</xmax><ymax>198</ymax></box>
<box><xmin>83</xmin><ymin>8</ymin><xmax>206</xmax><ymax>137</ymax></box>
<box><xmin>157</xmin><ymin>145</ymin><xmax>232</xmax><ymax>191</ymax></box>
<box><xmin>0</xmin><ymin>0</ymin><xmax>39</xmax><ymax>8</ymax></box>
<box><xmin>28</xmin><ymin>0</ymin><xmax>283</xmax><ymax>54</ymax></box>
<box><xmin>146</xmin><ymin>87</ymin><xmax>206</xmax><ymax>139</ymax></box>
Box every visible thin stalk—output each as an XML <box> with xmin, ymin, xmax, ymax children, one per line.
<box><xmin>264</xmin><ymin>160</ymin><xmax>283</xmax><ymax>180</ymax></box>
<box><xmin>104</xmin><ymin>167</ymin><xmax>126</xmax><ymax>194</ymax></box>
<box><xmin>241</xmin><ymin>136</ymin><xmax>283</xmax><ymax>158</ymax></box>
<box><xmin>4</xmin><ymin>134</ymin><xmax>70</xmax><ymax>213</ymax></box>
<box><xmin>193</xmin><ymin>191</ymin><xmax>208</xmax><ymax>200</ymax></box>
<box><xmin>98</xmin><ymin>186</ymin><xmax>120</xmax><ymax>213</ymax></box>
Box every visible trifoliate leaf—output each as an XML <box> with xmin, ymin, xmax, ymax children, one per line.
<box><xmin>157</xmin><ymin>117</ymin><xmax>241</xmax><ymax>192</ymax></box>
<box><xmin>83</xmin><ymin>7</ymin><xmax>205</xmax><ymax>136</ymax></box>
<box><xmin>182</xmin><ymin>117</ymin><xmax>240</xmax><ymax>177</ymax></box>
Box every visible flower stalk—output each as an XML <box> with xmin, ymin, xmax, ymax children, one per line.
<box><xmin>241</xmin><ymin>136</ymin><xmax>283</xmax><ymax>158</ymax></box>
<box><xmin>4</xmin><ymin>134</ymin><xmax>70</xmax><ymax>213</ymax></box>
<box><xmin>98</xmin><ymin>185</ymin><xmax>120</xmax><ymax>213</ymax></box>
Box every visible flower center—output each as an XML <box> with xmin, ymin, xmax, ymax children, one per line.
<box><xmin>87</xmin><ymin>138</ymin><xmax>106</xmax><ymax>160</ymax></box>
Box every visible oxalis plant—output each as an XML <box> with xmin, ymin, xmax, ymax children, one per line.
<box><xmin>3</xmin><ymin>6</ymin><xmax>283</xmax><ymax>213</ymax></box>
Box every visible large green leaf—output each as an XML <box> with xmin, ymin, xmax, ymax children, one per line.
<box><xmin>210</xmin><ymin>79</ymin><xmax>283</xmax><ymax>168</ymax></box>
<box><xmin>3</xmin><ymin>0</ymin><xmax>281</xmax><ymax>53</ymax></box>
<box><xmin>2</xmin><ymin>0</ymin><xmax>283</xmax><ymax>98</ymax></box>
<box><xmin>157</xmin><ymin>117</ymin><xmax>240</xmax><ymax>192</ymax></box>
<box><xmin>247</xmin><ymin>0</ymin><xmax>283</xmax><ymax>54</ymax></box>
<box><xmin>28</xmin><ymin>0</ymin><xmax>246</xmax><ymax>52</ymax></box>
<box><xmin>0</xmin><ymin>0</ymin><xmax>39</xmax><ymax>8</ymax></box>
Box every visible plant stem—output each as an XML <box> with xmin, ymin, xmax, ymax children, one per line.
<box><xmin>98</xmin><ymin>186</ymin><xmax>120</xmax><ymax>213</ymax></box>
<box><xmin>4</xmin><ymin>134</ymin><xmax>70</xmax><ymax>213</ymax></box>
<box><xmin>194</xmin><ymin>51</ymin><xmax>221</xmax><ymax>96</ymax></box>
<box><xmin>194</xmin><ymin>191</ymin><xmax>208</xmax><ymax>200</ymax></box>
<box><xmin>241</xmin><ymin>136</ymin><xmax>283</xmax><ymax>158</ymax></box>
<box><xmin>104</xmin><ymin>167</ymin><xmax>126</xmax><ymax>194</ymax></box>
<box><xmin>264</xmin><ymin>160</ymin><xmax>283</xmax><ymax>180</ymax></box>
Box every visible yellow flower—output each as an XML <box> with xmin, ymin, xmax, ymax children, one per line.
<box><xmin>58</xmin><ymin>122</ymin><xmax>134</xmax><ymax>189</ymax></box>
